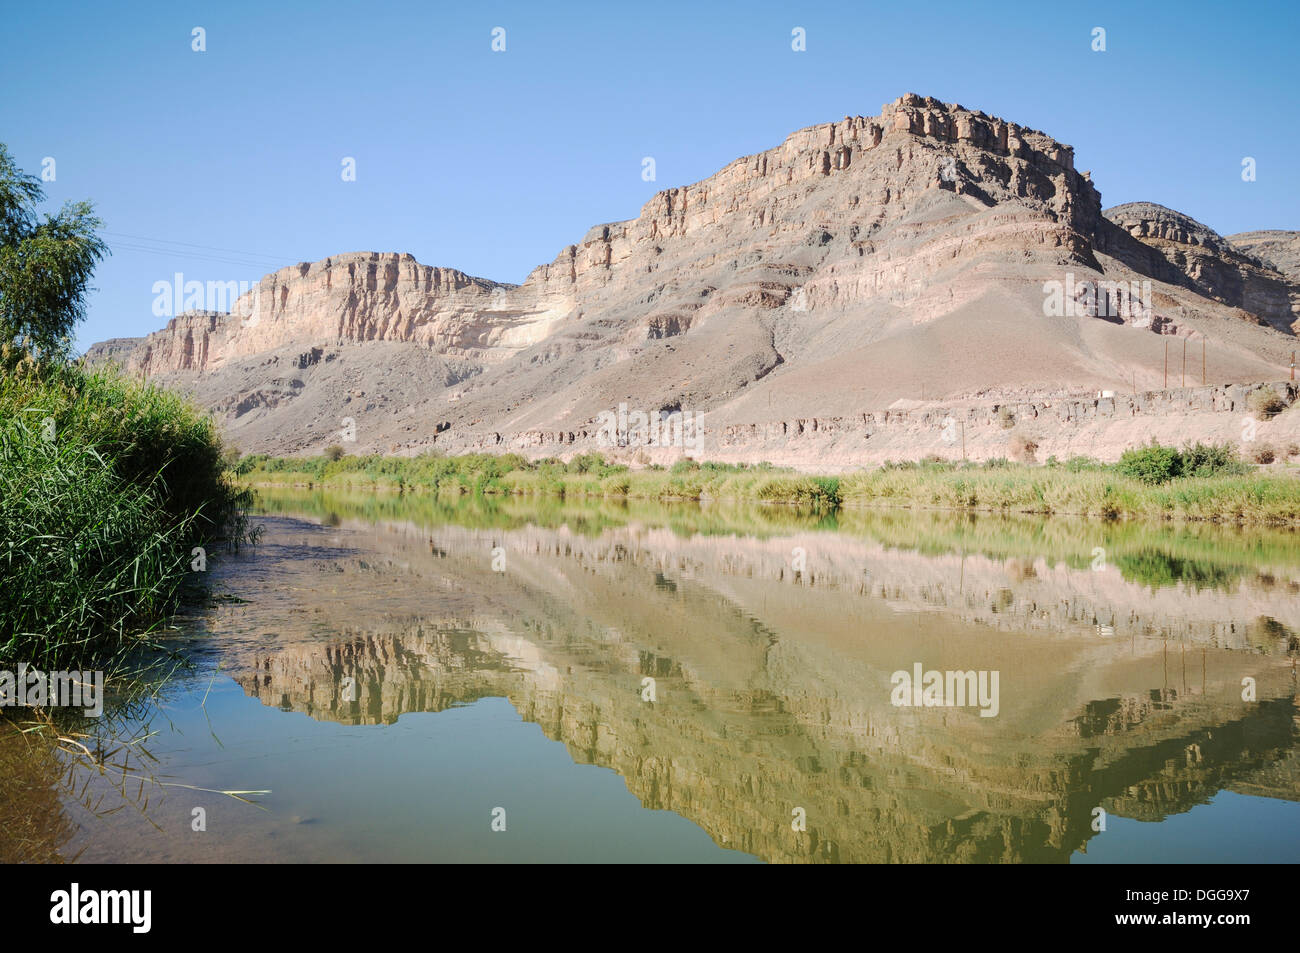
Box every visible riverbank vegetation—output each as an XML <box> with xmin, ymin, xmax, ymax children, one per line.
<box><xmin>0</xmin><ymin>144</ymin><xmax>248</xmax><ymax>671</ymax></box>
<box><xmin>235</xmin><ymin>439</ymin><xmax>1300</xmax><ymax>524</ymax></box>
<box><xmin>0</xmin><ymin>358</ymin><xmax>252</xmax><ymax>670</ymax></box>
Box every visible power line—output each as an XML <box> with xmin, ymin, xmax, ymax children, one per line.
<box><xmin>102</xmin><ymin>230</ymin><xmax>295</xmax><ymax>265</ymax></box>
<box><xmin>106</xmin><ymin>241</ymin><xmax>284</xmax><ymax>268</ymax></box>
<box><xmin>108</xmin><ymin>241</ymin><xmax>288</xmax><ymax>272</ymax></box>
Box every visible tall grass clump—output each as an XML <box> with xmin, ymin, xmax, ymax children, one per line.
<box><xmin>756</xmin><ymin>475</ymin><xmax>841</xmax><ymax>509</ymax></box>
<box><xmin>0</xmin><ymin>357</ymin><xmax>250</xmax><ymax>670</ymax></box>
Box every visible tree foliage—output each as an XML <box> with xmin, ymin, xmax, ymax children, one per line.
<box><xmin>0</xmin><ymin>143</ymin><xmax>107</xmax><ymax>360</ymax></box>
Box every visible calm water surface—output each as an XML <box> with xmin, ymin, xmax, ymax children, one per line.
<box><xmin>20</xmin><ymin>492</ymin><xmax>1300</xmax><ymax>863</ymax></box>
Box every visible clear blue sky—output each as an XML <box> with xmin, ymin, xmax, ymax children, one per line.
<box><xmin>2</xmin><ymin>0</ymin><xmax>1297</xmax><ymax>352</ymax></box>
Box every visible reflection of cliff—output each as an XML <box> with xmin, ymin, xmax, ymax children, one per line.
<box><xmin>497</xmin><ymin>521</ymin><xmax>1299</xmax><ymax>653</ymax></box>
<box><xmin>255</xmin><ymin>491</ymin><xmax>1300</xmax><ymax>652</ymax></box>
<box><xmin>226</xmin><ymin>514</ymin><xmax>1300</xmax><ymax>863</ymax></box>
<box><xmin>1087</xmin><ymin>697</ymin><xmax>1298</xmax><ymax>821</ymax></box>
<box><xmin>241</xmin><ymin>627</ymin><xmax>512</xmax><ymax>724</ymax></box>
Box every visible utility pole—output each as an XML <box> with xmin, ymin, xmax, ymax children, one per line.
<box><xmin>1181</xmin><ymin>338</ymin><xmax>1186</xmax><ymax>388</ymax></box>
<box><xmin>1291</xmin><ymin>350</ymin><xmax>1296</xmax><ymax>382</ymax></box>
<box><xmin>960</xmin><ymin>420</ymin><xmax>966</xmax><ymax>462</ymax></box>
<box><xmin>1164</xmin><ymin>339</ymin><xmax>1168</xmax><ymax>390</ymax></box>
<box><xmin>1202</xmin><ymin>339</ymin><xmax>1206</xmax><ymax>386</ymax></box>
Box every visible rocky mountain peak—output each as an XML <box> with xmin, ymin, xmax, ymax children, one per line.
<box><xmin>1105</xmin><ymin>202</ymin><xmax>1227</xmax><ymax>252</ymax></box>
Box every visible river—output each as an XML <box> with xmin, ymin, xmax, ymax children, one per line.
<box><xmin>22</xmin><ymin>490</ymin><xmax>1300</xmax><ymax>863</ymax></box>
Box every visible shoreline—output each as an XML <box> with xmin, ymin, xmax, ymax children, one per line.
<box><xmin>237</xmin><ymin>453</ymin><xmax>1300</xmax><ymax>526</ymax></box>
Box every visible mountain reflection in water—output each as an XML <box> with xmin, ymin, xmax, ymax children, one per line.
<box><xmin>38</xmin><ymin>491</ymin><xmax>1300</xmax><ymax>863</ymax></box>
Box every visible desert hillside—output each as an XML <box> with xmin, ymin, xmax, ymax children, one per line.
<box><xmin>88</xmin><ymin>93</ymin><xmax>1300</xmax><ymax>462</ymax></box>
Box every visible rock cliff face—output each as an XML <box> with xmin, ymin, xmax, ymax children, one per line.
<box><xmin>88</xmin><ymin>94</ymin><xmax>1300</xmax><ymax>458</ymax></box>
<box><xmin>1228</xmin><ymin>230</ymin><xmax>1300</xmax><ymax>284</ymax></box>
<box><xmin>88</xmin><ymin>254</ymin><xmax>537</xmax><ymax>375</ymax></box>
<box><xmin>1104</xmin><ymin>203</ymin><xmax>1300</xmax><ymax>334</ymax></box>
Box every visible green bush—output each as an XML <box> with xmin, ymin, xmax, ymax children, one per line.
<box><xmin>1117</xmin><ymin>442</ymin><xmax>1182</xmax><ymax>484</ymax></box>
<box><xmin>1118</xmin><ymin>441</ymin><xmax>1247</xmax><ymax>484</ymax></box>
<box><xmin>1179</xmin><ymin>441</ymin><xmax>1246</xmax><ymax>478</ymax></box>
<box><xmin>567</xmin><ymin>452</ymin><xmax>625</xmax><ymax>477</ymax></box>
<box><xmin>1064</xmin><ymin>456</ymin><xmax>1104</xmax><ymax>473</ymax></box>
<box><xmin>233</xmin><ymin>453</ymin><xmax>267</xmax><ymax>476</ymax></box>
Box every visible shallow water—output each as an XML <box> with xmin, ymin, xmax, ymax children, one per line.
<box><xmin>27</xmin><ymin>491</ymin><xmax>1300</xmax><ymax>863</ymax></box>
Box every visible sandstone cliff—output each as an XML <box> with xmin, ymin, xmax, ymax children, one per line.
<box><xmin>88</xmin><ymin>94</ymin><xmax>1300</xmax><ymax>460</ymax></box>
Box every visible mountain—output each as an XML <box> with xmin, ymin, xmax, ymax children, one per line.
<box><xmin>87</xmin><ymin>94</ymin><xmax>1300</xmax><ymax>461</ymax></box>
<box><xmin>1104</xmin><ymin>203</ymin><xmax>1300</xmax><ymax>333</ymax></box>
<box><xmin>1226</xmin><ymin>230</ymin><xmax>1300</xmax><ymax>284</ymax></box>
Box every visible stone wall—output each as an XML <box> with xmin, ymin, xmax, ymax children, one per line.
<box><xmin>434</xmin><ymin>380</ymin><xmax>1299</xmax><ymax>467</ymax></box>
